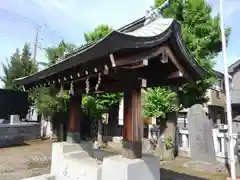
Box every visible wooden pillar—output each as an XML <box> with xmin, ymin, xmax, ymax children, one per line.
<box><xmin>122</xmin><ymin>88</ymin><xmax>142</xmax><ymax>159</ymax></box>
<box><xmin>67</xmin><ymin>94</ymin><xmax>82</xmax><ymax>143</ymax></box>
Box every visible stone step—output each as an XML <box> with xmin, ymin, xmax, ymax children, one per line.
<box><xmin>22</xmin><ymin>174</ymin><xmax>55</xmax><ymax>180</ymax></box>
<box><xmin>62</xmin><ymin>142</ymin><xmax>93</xmax><ymax>154</ymax></box>
<box><xmin>65</xmin><ymin>151</ymin><xmax>95</xmax><ymax>161</ymax></box>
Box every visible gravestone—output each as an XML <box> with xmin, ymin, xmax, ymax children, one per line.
<box><xmin>10</xmin><ymin>115</ymin><xmax>21</xmax><ymax>124</ymax></box>
<box><xmin>235</xmin><ymin>133</ymin><xmax>240</xmax><ymax>176</ymax></box>
<box><xmin>187</xmin><ymin>104</ymin><xmax>216</xmax><ymax>163</ymax></box>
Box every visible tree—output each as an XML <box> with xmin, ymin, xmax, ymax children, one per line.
<box><xmin>84</xmin><ymin>25</ymin><xmax>112</xmax><ymax>43</ymax></box>
<box><xmin>1</xmin><ymin>43</ymin><xmax>38</xmax><ymax>89</ymax></box>
<box><xmin>35</xmin><ymin>40</ymin><xmax>77</xmax><ymax>116</ymax></box>
<box><xmin>142</xmin><ymin>0</ymin><xmax>231</xmax><ymax>159</ymax></box>
<box><xmin>33</xmin><ymin>41</ymin><xmax>76</xmax><ymax>140</ymax></box>
<box><xmin>39</xmin><ymin>40</ymin><xmax>77</xmax><ymax>67</ymax></box>
<box><xmin>142</xmin><ymin>88</ymin><xmax>178</xmax><ymax>119</ymax></box>
<box><xmin>155</xmin><ymin>0</ymin><xmax>230</xmax><ymax>107</ymax></box>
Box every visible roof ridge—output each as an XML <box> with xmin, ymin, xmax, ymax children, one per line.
<box><xmin>63</xmin><ymin>3</ymin><xmax>170</xmax><ymax>59</ymax></box>
<box><xmin>228</xmin><ymin>58</ymin><xmax>240</xmax><ymax>70</ymax></box>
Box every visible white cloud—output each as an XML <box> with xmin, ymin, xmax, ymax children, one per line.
<box><xmin>30</xmin><ymin>0</ymin><xmax>154</xmax><ymax>30</ymax></box>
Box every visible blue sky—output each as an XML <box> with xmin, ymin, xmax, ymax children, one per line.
<box><xmin>0</xmin><ymin>0</ymin><xmax>239</xmax><ymax>78</ymax></box>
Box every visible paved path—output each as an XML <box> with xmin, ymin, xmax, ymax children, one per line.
<box><xmin>160</xmin><ymin>157</ymin><xmax>228</xmax><ymax>180</ymax></box>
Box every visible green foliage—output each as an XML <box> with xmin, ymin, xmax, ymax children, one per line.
<box><xmin>56</xmin><ymin>91</ymin><xmax>70</xmax><ymax>113</ymax></box>
<box><xmin>164</xmin><ymin>136</ymin><xmax>174</xmax><ymax>150</ymax></box>
<box><xmin>1</xmin><ymin>43</ymin><xmax>38</xmax><ymax>89</ymax></box>
<box><xmin>82</xmin><ymin>95</ymin><xmax>102</xmax><ymax>120</ymax></box>
<box><xmin>94</xmin><ymin>92</ymin><xmax>123</xmax><ymax>112</ymax></box>
<box><xmin>142</xmin><ymin>88</ymin><xmax>178</xmax><ymax>119</ymax></box>
<box><xmin>31</xmin><ymin>87</ymin><xmax>58</xmax><ymax>117</ymax></box>
<box><xmin>84</xmin><ymin>24</ymin><xmax>113</xmax><ymax>43</ymax></box>
<box><xmin>82</xmin><ymin>93</ymin><xmax>123</xmax><ymax>121</ymax></box>
<box><xmin>154</xmin><ymin>0</ymin><xmax>230</xmax><ymax>107</ymax></box>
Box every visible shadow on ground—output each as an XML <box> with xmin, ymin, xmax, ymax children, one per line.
<box><xmin>160</xmin><ymin>168</ymin><xmax>208</xmax><ymax>180</ymax></box>
<box><xmin>0</xmin><ymin>142</ymin><xmax>30</xmax><ymax>149</ymax></box>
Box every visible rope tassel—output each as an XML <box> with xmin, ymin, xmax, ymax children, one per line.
<box><xmin>68</xmin><ymin>81</ymin><xmax>74</xmax><ymax>96</ymax></box>
<box><xmin>95</xmin><ymin>73</ymin><xmax>101</xmax><ymax>91</ymax></box>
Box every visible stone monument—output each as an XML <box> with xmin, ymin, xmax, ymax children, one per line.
<box><xmin>187</xmin><ymin>104</ymin><xmax>216</xmax><ymax>163</ymax></box>
<box><xmin>10</xmin><ymin>115</ymin><xmax>21</xmax><ymax>124</ymax></box>
<box><xmin>235</xmin><ymin>133</ymin><xmax>240</xmax><ymax>177</ymax></box>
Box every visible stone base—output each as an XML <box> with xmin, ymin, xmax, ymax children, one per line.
<box><xmin>67</xmin><ymin>131</ymin><xmax>80</xmax><ymax>143</ymax></box>
<box><xmin>102</xmin><ymin>155</ymin><xmax>160</xmax><ymax>180</ymax></box>
<box><xmin>61</xmin><ymin>153</ymin><xmax>102</xmax><ymax>180</ymax></box>
<box><xmin>22</xmin><ymin>174</ymin><xmax>55</xmax><ymax>180</ymax></box>
<box><xmin>23</xmin><ymin>142</ymin><xmax>159</xmax><ymax>180</ymax></box>
<box><xmin>50</xmin><ymin>141</ymin><xmax>100</xmax><ymax>180</ymax></box>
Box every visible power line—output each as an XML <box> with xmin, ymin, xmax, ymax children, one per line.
<box><xmin>0</xmin><ymin>8</ymin><xmax>67</xmax><ymax>41</ymax></box>
<box><xmin>0</xmin><ymin>8</ymin><xmax>42</xmax><ymax>28</ymax></box>
<box><xmin>0</xmin><ymin>7</ymin><xmax>77</xmax><ymax>63</ymax></box>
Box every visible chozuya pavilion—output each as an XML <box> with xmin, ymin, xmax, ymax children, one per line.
<box><xmin>17</xmin><ymin>2</ymin><xmax>205</xmax><ymax>180</ymax></box>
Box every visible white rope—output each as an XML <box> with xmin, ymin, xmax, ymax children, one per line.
<box><xmin>85</xmin><ymin>77</ymin><xmax>90</xmax><ymax>94</ymax></box>
<box><xmin>68</xmin><ymin>81</ymin><xmax>74</xmax><ymax>96</ymax></box>
<box><xmin>95</xmin><ymin>73</ymin><xmax>101</xmax><ymax>91</ymax></box>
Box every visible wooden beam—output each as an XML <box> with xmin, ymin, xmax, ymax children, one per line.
<box><xmin>164</xmin><ymin>46</ymin><xmax>193</xmax><ymax>82</ymax></box>
<box><xmin>109</xmin><ymin>53</ymin><xmax>116</xmax><ymax>67</ymax></box>
<box><xmin>120</xmin><ymin>59</ymin><xmax>148</xmax><ymax>70</ymax></box>
<box><xmin>168</xmin><ymin>71</ymin><xmax>183</xmax><ymax>79</ymax></box>
<box><xmin>115</xmin><ymin>46</ymin><xmax>166</xmax><ymax>67</ymax></box>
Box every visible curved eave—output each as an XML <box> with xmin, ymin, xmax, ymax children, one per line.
<box><xmin>170</xmin><ymin>21</ymin><xmax>206</xmax><ymax>80</ymax></box>
<box><xmin>15</xmin><ymin>19</ymin><xmax>206</xmax><ymax>87</ymax></box>
<box><xmin>118</xmin><ymin>19</ymin><xmax>206</xmax><ymax>80</ymax></box>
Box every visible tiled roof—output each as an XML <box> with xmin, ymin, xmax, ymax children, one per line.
<box><xmin>125</xmin><ymin>18</ymin><xmax>173</xmax><ymax>37</ymax></box>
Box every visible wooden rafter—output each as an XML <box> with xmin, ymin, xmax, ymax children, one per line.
<box><xmin>163</xmin><ymin>46</ymin><xmax>194</xmax><ymax>82</ymax></box>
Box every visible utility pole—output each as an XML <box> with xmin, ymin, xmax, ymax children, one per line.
<box><xmin>33</xmin><ymin>26</ymin><xmax>40</xmax><ymax>64</ymax></box>
<box><xmin>219</xmin><ymin>0</ymin><xmax>236</xmax><ymax>179</ymax></box>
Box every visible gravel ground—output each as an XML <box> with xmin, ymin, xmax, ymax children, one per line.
<box><xmin>0</xmin><ymin>140</ymin><xmax>52</xmax><ymax>180</ymax></box>
<box><xmin>0</xmin><ymin>140</ymin><xmax>230</xmax><ymax>180</ymax></box>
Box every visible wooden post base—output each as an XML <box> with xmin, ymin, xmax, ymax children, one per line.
<box><xmin>67</xmin><ymin>94</ymin><xmax>82</xmax><ymax>144</ymax></box>
<box><xmin>122</xmin><ymin>140</ymin><xmax>142</xmax><ymax>159</ymax></box>
<box><xmin>67</xmin><ymin>131</ymin><xmax>81</xmax><ymax>143</ymax></box>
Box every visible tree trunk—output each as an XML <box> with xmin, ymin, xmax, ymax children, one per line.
<box><xmin>97</xmin><ymin>119</ymin><xmax>103</xmax><ymax>143</ymax></box>
<box><xmin>107</xmin><ymin>103</ymin><xmax>120</xmax><ymax>138</ymax></box>
<box><xmin>159</xmin><ymin>111</ymin><xmax>178</xmax><ymax>160</ymax></box>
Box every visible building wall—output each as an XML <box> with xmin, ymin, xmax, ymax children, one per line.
<box><xmin>233</xmin><ymin>121</ymin><xmax>240</xmax><ymax>134</ymax></box>
<box><xmin>232</xmin><ymin>70</ymin><xmax>240</xmax><ymax>90</ymax></box>
<box><xmin>0</xmin><ymin>89</ymin><xmax>29</xmax><ymax>120</ymax></box>
<box><xmin>230</xmin><ymin>68</ymin><xmax>240</xmax><ymax>131</ymax></box>
<box><xmin>207</xmin><ymin>89</ymin><xmax>226</xmax><ymax>108</ymax></box>
<box><xmin>0</xmin><ymin>123</ymin><xmax>41</xmax><ymax>147</ymax></box>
